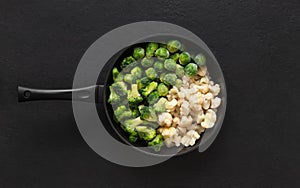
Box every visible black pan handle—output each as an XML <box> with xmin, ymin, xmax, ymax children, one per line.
<box><xmin>18</xmin><ymin>85</ymin><xmax>104</xmax><ymax>103</ymax></box>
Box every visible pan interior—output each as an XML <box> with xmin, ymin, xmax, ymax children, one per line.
<box><xmin>96</xmin><ymin>39</ymin><xmax>219</xmax><ymax>156</ymax></box>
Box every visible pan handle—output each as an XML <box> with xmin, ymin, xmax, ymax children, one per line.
<box><xmin>18</xmin><ymin>85</ymin><xmax>104</xmax><ymax>103</ymax></box>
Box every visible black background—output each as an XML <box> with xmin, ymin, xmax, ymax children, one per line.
<box><xmin>1</xmin><ymin>0</ymin><xmax>299</xmax><ymax>187</ymax></box>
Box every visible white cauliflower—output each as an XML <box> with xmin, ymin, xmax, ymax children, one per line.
<box><xmin>165</xmin><ymin>98</ymin><xmax>178</xmax><ymax>112</ymax></box>
<box><xmin>211</xmin><ymin>97</ymin><xmax>221</xmax><ymax>108</ymax></box>
<box><xmin>160</xmin><ymin>127</ymin><xmax>177</xmax><ymax>138</ymax></box>
<box><xmin>201</xmin><ymin>109</ymin><xmax>217</xmax><ymax>128</ymax></box>
<box><xmin>209</xmin><ymin>84</ymin><xmax>220</xmax><ymax>96</ymax></box>
<box><xmin>180</xmin><ymin>100</ymin><xmax>190</xmax><ymax>116</ymax></box>
<box><xmin>158</xmin><ymin>112</ymin><xmax>173</xmax><ymax>127</ymax></box>
<box><xmin>178</xmin><ymin>115</ymin><xmax>193</xmax><ymax>128</ymax></box>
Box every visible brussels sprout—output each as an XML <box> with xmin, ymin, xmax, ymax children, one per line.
<box><xmin>159</xmin><ymin>72</ymin><xmax>166</xmax><ymax>82</ymax></box>
<box><xmin>146</xmin><ymin>42</ymin><xmax>159</xmax><ymax>57</ymax></box>
<box><xmin>121</xmin><ymin>56</ymin><xmax>136</xmax><ymax>69</ymax></box>
<box><xmin>153</xmin><ymin>61</ymin><xmax>164</xmax><ymax>72</ymax></box>
<box><xmin>194</xmin><ymin>53</ymin><xmax>206</xmax><ymax>66</ymax></box>
<box><xmin>155</xmin><ymin>47</ymin><xmax>170</xmax><ymax>59</ymax></box>
<box><xmin>185</xmin><ymin>63</ymin><xmax>198</xmax><ymax>76</ymax></box>
<box><xmin>131</xmin><ymin>66</ymin><xmax>142</xmax><ymax>79</ymax></box>
<box><xmin>175</xmin><ymin>64</ymin><xmax>185</xmax><ymax>77</ymax></box>
<box><xmin>164</xmin><ymin>59</ymin><xmax>177</xmax><ymax>71</ymax></box>
<box><xmin>170</xmin><ymin>53</ymin><xmax>180</xmax><ymax>62</ymax></box>
<box><xmin>141</xmin><ymin>57</ymin><xmax>154</xmax><ymax>67</ymax></box>
<box><xmin>145</xmin><ymin>67</ymin><xmax>158</xmax><ymax>80</ymax></box>
<box><xmin>163</xmin><ymin>73</ymin><xmax>177</xmax><ymax>86</ymax></box>
<box><xmin>133</xmin><ymin>47</ymin><xmax>145</xmax><ymax>59</ymax></box>
<box><xmin>157</xmin><ymin>83</ymin><xmax>169</xmax><ymax>96</ymax></box>
<box><xmin>175</xmin><ymin>79</ymin><xmax>183</xmax><ymax>89</ymax></box>
<box><xmin>167</xmin><ymin>40</ymin><xmax>181</xmax><ymax>53</ymax></box>
<box><xmin>124</xmin><ymin>74</ymin><xmax>134</xmax><ymax>84</ymax></box>
<box><xmin>179</xmin><ymin>52</ymin><xmax>191</xmax><ymax>65</ymax></box>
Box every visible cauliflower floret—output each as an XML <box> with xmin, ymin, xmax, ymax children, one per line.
<box><xmin>160</xmin><ymin>127</ymin><xmax>177</xmax><ymax>138</ymax></box>
<box><xmin>165</xmin><ymin>98</ymin><xmax>178</xmax><ymax>112</ymax></box>
<box><xmin>189</xmin><ymin>92</ymin><xmax>203</xmax><ymax>105</ymax></box>
<box><xmin>197</xmin><ymin>66</ymin><xmax>207</xmax><ymax>76</ymax></box>
<box><xmin>158</xmin><ymin>112</ymin><xmax>173</xmax><ymax>127</ymax></box>
<box><xmin>211</xmin><ymin>97</ymin><xmax>221</xmax><ymax>108</ymax></box>
<box><xmin>204</xmin><ymin>92</ymin><xmax>214</xmax><ymax>100</ymax></box>
<box><xmin>178</xmin><ymin>115</ymin><xmax>193</xmax><ymax>128</ymax></box>
<box><xmin>180</xmin><ymin>100</ymin><xmax>190</xmax><ymax>116</ymax></box>
<box><xmin>177</xmin><ymin>126</ymin><xmax>187</xmax><ymax>135</ymax></box>
<box><xmin>187</xmin><ymin>130</ymin><xmax>201</xmax><ymax>140</ymax></box>
<box><xmin>200</xmin><ymin>76</ymin><xmax>209</xmax><ymax>84</ymax></box>
<box><xmin>202</xmin><ymin>99</ymin><xmax>210</xmax><ymax>110</ymax></box>
<box><xmin>201</xmin><ymin>109</ymin><xmax>217</xmax><ymax>128</ymax></box>
<box><xmin>172</xmin><ymin>117</ymin><xmax>180</xmax><ymax>127</ymax></box>
<box><xmin>164</xmin><ymin>138</ymin><xmax>175</xmax><ymax>148</ymax></box>
<box><xmin>209</xmin><ymin>84</ymin><xmax>220</xmax><ymax>96</ymax></box>
<box><xmin>198</xmin><ymin>84</ymin><xmax>209</xmax><ymax>94</ymax></box>
<box><xmin>169</xmin><ymin>86</ymin><xmax>179</xmax><ymax>96</ymax></box>
<box><xmin>173</xmin><ymin>135</ymin><xmax>182</xmax><ymax>147</ymax></box>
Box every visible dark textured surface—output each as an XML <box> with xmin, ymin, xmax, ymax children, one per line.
<box><xmin>0</xmin><ymin>0</ymin><xmax>299</xmax><ymax>187</ymax></box>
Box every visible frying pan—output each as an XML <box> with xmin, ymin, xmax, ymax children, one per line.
<box><xmin>18</xmin><ymin>22</ymin><xmax>227</xmax><ymax>158</ymax></box>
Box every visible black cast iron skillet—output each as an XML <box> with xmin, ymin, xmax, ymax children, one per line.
<box><xmin>18</xmin><ymin>42</ymin><xmax>211</xmax><ymax>156</ymax></box>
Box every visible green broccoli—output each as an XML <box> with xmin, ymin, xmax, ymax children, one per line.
<box><xmin>133</xmin><ymin>47</ymin><xmax>145</xmax><ymax>59</ymax></box>
<box><xmin>111</xmin><ymin>82</ymin><xmax>127</xmax><ymax>97</ymax></box>
<box><xmin>136</xmin><ymin>77</ymin><xmax>151</xmax><ymax>90</ymax></box>
<box><xmin>131</xmin><ymin>108</ymin><xmax>140</xmax><ymax>118</ymax></box>
<box><xmin>157</xmin><ymin>83</ymin><xmax>168</xmax><ymax>96</ymax></box>
<box><xmin>141</xmin><ymin>57</ymin><xmax>154</xmax><ymax>67</ymax></box>
<box><xmin>135</xmin><ymin>126</ymin><xmax>156</xmax><ymax>141</ymax></box>
<box><xmin>148</xmin><ymin>134</ymin><xmax>164</xmax><ymax>151</ymax></box>
<box><xmin>114</xmin><ymin>105</ymin><xmax>126</xmax><ymax>120</ymax></box>
<box><xmin>121</xmin><ymin>56</ymin><xmax>136</xmax><ymax>69</ymax></box>
<box><xmin>112</xmin><ymin>67</ymin><xmax>120</xmax><ymax>81</ymax></box>
<box><xmin>164</xmin><ymin>59</ymin><xmax>177</xmax><ymax>71</ymax></box>
<box><xmin>175</xmin><ymin>64</ymin><xmax>185</xmax><ymax>78</ymax></box>
<box><xmin>129</xmin><ymin>132</ymin><xmax>138</xmax><ymax>142</ymax></box>
<box><xmin>153</xmin><ymin>97</ymin><xmax>167</xmax><ymax>113</ymax></box>
<box><xmin>141</xmin><ymin>81</ymin><xmax>158</xmax><ymax>97</ymax></box>
<box><xmin>108</xmin><ymin>86</ymin><xmax>121</xmax><ymax>104</ymax></box>
<box><xmin>127</xmin><ymin>84</ymin><xmax>143</xmax><ymax>104</ymax></box>
<box><xmin>138</xmin><ymin>105</ymin><xmax>157</xmax><ymax>122</ymax></box>
<box><xmin>117</xmin><ymin>111</ymin><xmax>133</xmax><ymax>122</ymax></box>
<box><xmin>123</xmin><ymin>117</ymin><xmax>144</xmax><ymax>134</ymax></box>
<box><xmin>147</xmin><ymin>91</ymin><xmax>160</xmax><ymax>105</ymax></box>
<box><xmin>146</xmin><ymin>42</ymin><xmax>159</xmax><ymax>57</ymax></box>
<box><xmin>145</xmin><ymin>67</ymin><xmax>158</xmax><ymax>80</ymax></box>
<box><xmin>162</xmin><ymin>73</ymin><xmax>177</xmax><ymax>86</ymax></box>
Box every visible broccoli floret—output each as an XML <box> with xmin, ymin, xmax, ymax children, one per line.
<box><xmin>141</xmin><ymin>57</ymin><xmax>154</xmax><ymax>67</ymax></box>
<box><xmin>147</xmin><ymin>91</ymin><xmax>160</xmax><ymax>105</ymax></box>
<box><xmin>114</xmin><ymin>105</ymin><xmax>126</xmax><ymax>119</ymax></box>
<box><xmin>141</xmin><ymin>121</ymin><xmax>159</xmax><ymax>129</ymax></box>
<box><xmin>112</xmin><ymin>67</ymin><xmax>120</xmax><ymax>81</ymax></box>
<box><xmin>175</xmin><ymin>64</ymin><xmax>185</xmax><ymax>78</ymax></box>
<box><xmin>164</xmin><ymin>59</ymin><xmax>177</xmax><ymax>71</ymax></box>
<box><xmin>148</xmin><ymin>134</ymin><xmax>164</xmax><ymax>151</ymax></box>
<box><xmin>131</xmin><ymin>108</ymin><xmax>140</xmax><ymax>118</ymax></box>
<box><xmin>136</xmin><ymin>77</ymin><xmax>151</xmax><ymax>90</ymax></box>
<box><xmin>141</xmin><ymin>81</ymin><xmax>158</xmax><ymax>97</ymax></box>
<box><xmin>115</xmin><ymin>72</ymin><xmax>124</xmax><ymax>82</ymax></box>
<box><xmin>129</xmin><ymin>132</ymin><xmax>138</xmax><ymax>142</ymax></box>
<box><xmin>138</xmin><ymin>105</ymin><xmax>157</xmax><ymax>122</ymax></box>
<box><xmin>124</xmin><ymin>74</ymin><xmax>134</xmax><ymax>84</ymax></box>
<box><xmin>135</xmin><ymin>126</ymin><xmax>156</xmax><ymax>141</ymax></box>
<box><xmin>153</xmin><ymin>61</ymin><xmax>164</xmax><ymax>72</ymax></box>
<box><xmin>127</xmin><ymin>84</ymin><xmax>143</xmax><ymax>104</ymax></box>
<box><xmin>162</xmin><ymin>73</ymin><xmax>177</xmax><ymax>86</ymax></box>
<box><xmin>157</xmin><ymin>83</ymin><xmax>169</xmax><ymax>96</ymax></box>
<box><xmin>153</xmin><ymin>97</ymin><xmax>167</xmax><ymax>113</ymax></box>
<box><xmin>117</xmin><ymin>111</ymin><xmax>133</xmax><ymax>122</ymax></box>
<box><xmin>131</xmin><ymin>67</ymin><xmax>142</xmax><ymax>80</ymax></box>
<box><xmin>145</xmin><ymin>67</ymin><xmax>158</xmax><ymax>80</ymax></box>
<box><xmin>111</xmin><ymin>82</ymin><xmax>127</xmax><ymax>97</ymax></box>
<box><xmin>123</xmin><ymin>117</ymin><xmax>144</xmax><ymax>134</ymax></box>
<box><xmin>108</xmin><ymin>86</ymin><xmax>121</xmax><ymax>104</ymax></box>
<box><xmin>121</xmin><ymin>56</ymin><xmax>136</xmax><ymax>69</ymax></box>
